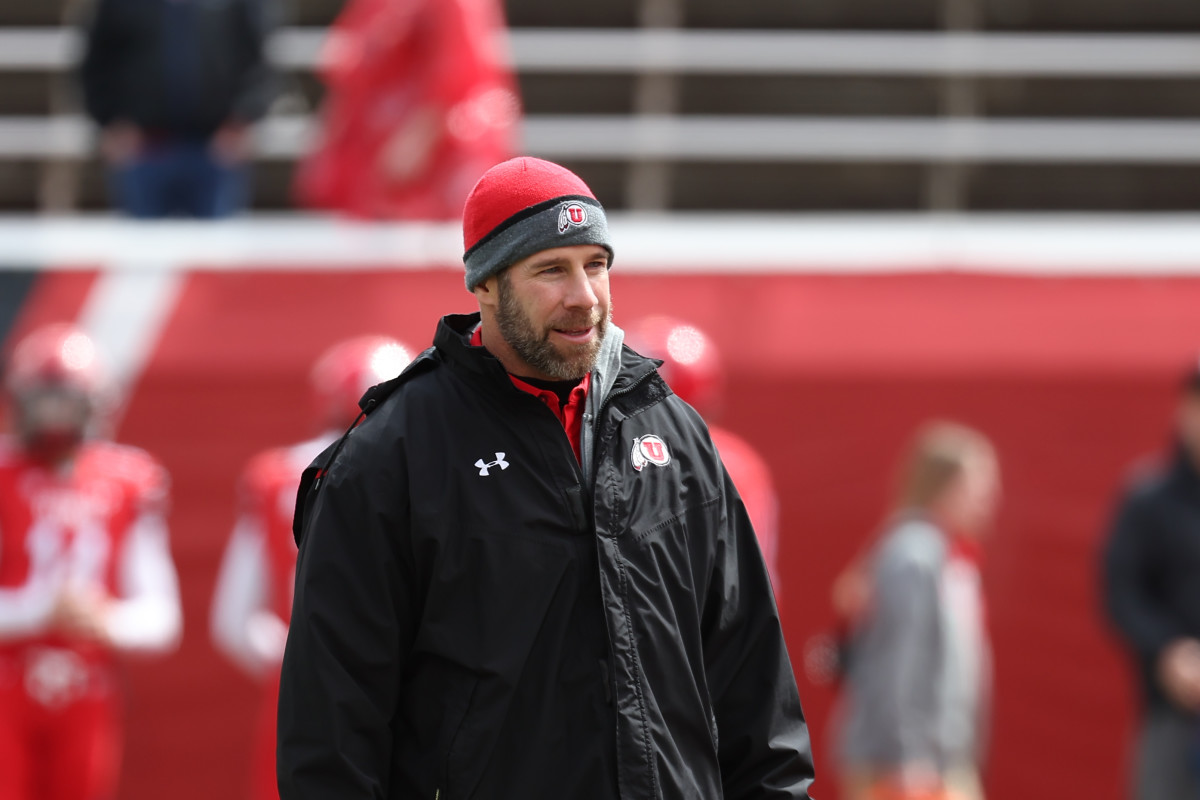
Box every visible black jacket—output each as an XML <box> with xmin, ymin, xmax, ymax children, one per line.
<box><xmin>79</xmin><ymin>0</ymin><xmax>280</xmax><ymax>136</ymax></box>
<box><xmin>1103</xmin><ymin>442</ymin><xmax>1200</xmax><ymax>711</ymax></box>
<box><xmin>277</xmin><ymin>313</ymin><xmax>814</xmax><ymax>800</ymax></box>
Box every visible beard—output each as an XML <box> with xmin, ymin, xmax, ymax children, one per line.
<box><xmin>495</xmin><ymin>272</ymin><xmax>610</xmax><ymax>381</ymax></box>
<box><xmin>16</xmin><ymin>390</ymin><xmax>91</xmax><ymax>466</ymax></box>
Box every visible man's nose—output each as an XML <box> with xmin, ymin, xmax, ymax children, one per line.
<box><xmin>563</xmin><ymin>265</ymin><xmax>599</xmax><ymax>309</ymax></box>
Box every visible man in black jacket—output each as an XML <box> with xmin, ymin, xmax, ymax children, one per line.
<box><xmin>1104</xmin><ymin>359</ymin><xmax>1200</xmax><ymax>800</ymax></box>
<box><xmin>78</xmin><ymin>0</ymin><xmax>279</xmax><ymax>217</ymax></box>
<box><xmin>277</xmin><ymin>157</ymin><xmax>815</xmax><ymax>799</ymax></box>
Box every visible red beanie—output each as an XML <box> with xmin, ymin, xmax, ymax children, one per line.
<box><xmin>462</xmin><ymin>157</ymin><xmax>612</xmax><ymax>290</ymax></box>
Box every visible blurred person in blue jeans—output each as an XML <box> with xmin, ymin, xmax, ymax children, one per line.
<box><xmin>78</xmin><ymin>0</ymin><xmax>280</xmax><ymax>218</ymax></box>
<box><xmin>835</xmin><ymin>422</ymin><xmax>1000</xmax><ymax>800</ymax></box>
<box><xmin>1104</xmin><ymin>358</ymin><xmax>1200</xmax><ymax>800</ymax></box>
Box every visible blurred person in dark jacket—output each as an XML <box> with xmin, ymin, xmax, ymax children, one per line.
<box><xmin>1104</xmin><ymin>358</ymin><xmax>1200</xmax><ymax>800</ymax></box>
<box><xmin>836</xmin><ymin>422</ymin><xmax>999</xmax><ymax>800</ymax></box>
<box><xmin>292</xmin><ymin>0</ymin><xmax>518</xmax><ymax>219</ymax></box>
<box><xmin>79</xmin><ymin>0</ymin><xmax>280</xmax><ymax>218</ymax></box>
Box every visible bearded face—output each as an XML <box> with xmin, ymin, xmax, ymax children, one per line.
<box><xmin>13</xmin><ymin>386</ymin><xmax>93</xmax><ymax>465</ymax></box>
<box><xmin>494</xmin><ymin>263</ymin><xmax>611</xmax><ymax>381</ymax></box>
<box><xmin>1180</xmin><ymin>391</ymin><xmax>1200</xmax><ymax>467</ymax></box>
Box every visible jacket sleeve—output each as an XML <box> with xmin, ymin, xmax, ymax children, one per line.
<box><xmin>210</xmin><ymin>515</ymin><xmax>286</xmax><ymax>678</ymax></box>
<box><xmin>277</xmin><ymin>432</ymin><xmax>415</xmax><ymax>799</ymax></box>
<box><xmin>1102</xmin><ymin>486</ymin><xmax>1183</xmax><ymax>665</ymax></box>
<box><xmin>229</xmin><ymin>0</ymin><xmax>282</xmax><ymax>122</ymax></box>
<box><xmin>703</xmin><ymin>468</ymin><xmax>815</xmax><ymax>800</ymax></box>
<box><xmin>105</xmin><ymin>505</ymin><xmax>183</xmax><ymax>653</ymax></box>
<box><xmin>850</xmin><ymin>535</ymin><xmax>944</xmax><ymax>768</ymax></box>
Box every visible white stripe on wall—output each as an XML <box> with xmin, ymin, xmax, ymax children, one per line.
<box><xmin>76</xmin><ymin>267</ymin><xmax>186</xmax><ymax>417</ymax></box>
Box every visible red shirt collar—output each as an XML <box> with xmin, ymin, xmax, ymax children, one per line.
<box><xmin>469</xmin><ymin>324</ymin><xmax>590</xmax><ymax>462</ymax></box>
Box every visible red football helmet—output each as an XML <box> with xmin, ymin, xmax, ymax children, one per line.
<box><xmin>309</xmin><ymin>335</ymin><xmax>415</xmax><ymax>431</ymax></box>
<box><xmin>4</xmin><ymin>324</ymin><xmax>109</xmax><ymax>463</ymax></box>
<box><xmin>626</xmin><ymin>316</ymin><xmax>724</xmax><ymax>417</ymax></box>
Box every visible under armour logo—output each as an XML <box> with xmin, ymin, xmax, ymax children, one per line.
<box><xmin>475</xmin><ymin>453</ymin><xmax>510</xmax><ymax>476</ymax></box>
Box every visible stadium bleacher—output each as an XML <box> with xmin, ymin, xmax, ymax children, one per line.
<box><xmin>1</xmin><ymin>0</ymin><xmax>1199</xmax><ymax>212</ymax></box>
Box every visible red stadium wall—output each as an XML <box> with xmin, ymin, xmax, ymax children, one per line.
<box><xmin>9</xmin><ymin>267</ymin><xmax>1200</xmax><ymax>800</ymax></box>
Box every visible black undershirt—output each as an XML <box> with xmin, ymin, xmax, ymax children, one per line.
<box><xmin>514</xmin><ymin>374</ymin><xmax>583</xmax><ymax>408</ymax></box>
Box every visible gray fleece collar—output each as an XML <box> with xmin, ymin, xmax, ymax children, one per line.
<box><xmin>591</xmin><ymin>321</ymin><xmax>625</xmax><ymax>407</ymax></box>
<box><xmin>580</xmin><ymin>322</ymin><xmax>624</xmax><ymax>485</ymax></box>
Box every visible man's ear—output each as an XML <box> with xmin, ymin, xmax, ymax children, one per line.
<box><xmin>473</xmin><ymin>274</ymin><xmax>500</xmax><ymax>310</ymax></box>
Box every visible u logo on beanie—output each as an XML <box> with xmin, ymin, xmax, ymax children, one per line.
<box><xmin>557</xmin><ymin>202</ymin><xmax>589</xmax><ymax>233</ymax></box>
<box><xmin>462</xmin><ymin>158</ymin><xmax>614</xmax><ymax>291</ymax></box>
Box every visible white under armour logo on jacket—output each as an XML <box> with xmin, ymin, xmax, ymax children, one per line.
<box><xmin>475</xmin><ymin>453</ymin><xmax>510</xmax><ymax>476</ymax></box>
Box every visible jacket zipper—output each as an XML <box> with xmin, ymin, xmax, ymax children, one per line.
<box><xmin>580</xmin><ymin>366</ymin><xmax>658</xmax><ymax>494</ymax></box>
<box><xmin>591</xmin><ymin>365</ymin><xmax>660</xmax><ymax>786</ymax></box>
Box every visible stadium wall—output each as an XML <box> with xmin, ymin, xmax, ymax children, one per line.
<box><xmin>4</xmin><ymin>215</ymin><xmax>1200</xmax><ymax>800</ymax></box>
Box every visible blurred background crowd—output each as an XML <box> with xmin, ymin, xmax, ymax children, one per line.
<box><xmin>1</xmin><ymin>0</ymin><xmax>1200</xmax><ymax>799</ymax></box>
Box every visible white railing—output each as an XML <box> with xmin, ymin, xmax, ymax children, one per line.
<box><xmin>3</xmin><ymin>214</ymin><xmax>1200</xmax><ymax>274</ymax></box>
<box><xmin>2</xmin><ymin>27</ymin><xmax>1198</xmax><ymax>169</ymax></box>
<box><xmin>2</xmin><ymin>27</ymin><xmax>1200</xmax><ymax>77</ymax></box>
<box><xmin>5</xmin><ymin>113</ymin><xmax>1200</xmax><ymax>164</ymax></box>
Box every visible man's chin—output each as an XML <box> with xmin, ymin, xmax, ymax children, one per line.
<box><xmin>545</xmin><ymin>342</ymin><xmax>601</xmax><ymax>381</ymax></box>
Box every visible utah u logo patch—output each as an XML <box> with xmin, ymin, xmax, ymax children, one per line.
<box><xmin>630</xmin><ymin>435</ymin><xmax>671</xmax><ymax>472</ymax></box>
<box><xmin>557</xmin><ymin>202</ymin><xmax>588</xmax><ymax>234</ymax></box>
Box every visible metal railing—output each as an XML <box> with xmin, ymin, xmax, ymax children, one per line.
<box><xmin>2</xmin><ymin>27</ymin><xmax>1200</xmax><ymax>77</ymax></box>
<box><xmin>1</xmin><ymin>25</ymin><xmax>1197</xmax><ymax>210</ymax></box>
<box><xmin>5</xmin><ymin>113</ymin><xmax>1200</xmax><ymax>163</ymax></box>
<box><xmin>3</xmin><ymin>213</ymin><xmax>1200</xmax><ymax>273</ymax></box>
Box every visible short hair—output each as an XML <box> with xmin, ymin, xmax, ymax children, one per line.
<box><xmin>896</xmin><ymin>421</ymin><xmax>996</xmax><ymax>512</ymax></box>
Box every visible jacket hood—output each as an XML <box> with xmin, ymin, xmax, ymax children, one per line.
<box><xmin>592</xmin><ymin>315</ymin><xmax>626</xmax><ymax>405</ymax></box>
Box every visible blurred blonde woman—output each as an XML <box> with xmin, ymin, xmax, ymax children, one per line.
<box><xmin>835</xmin><ymin>422</ymin><xmax>1000</xmax><ymax>800</ymax></box>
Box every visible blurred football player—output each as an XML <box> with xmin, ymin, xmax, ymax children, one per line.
<box><xmin>210</xmin><ymin>335</ymin><xmax>413</xmax><ymax>800</ymax></box>
<box><xmin>0</xmin><ymin>323</ymin><xmax>182</xmax><ymax>800</ymax></box>
<box><xmin>626</xmin><ymin>316</ymin><xmax>781</xmax><ymax>591</ymax></box>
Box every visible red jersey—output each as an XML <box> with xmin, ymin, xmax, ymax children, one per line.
<box><xmin>709</xmin><ymin>425</ymin><xmax>782</xmax><ymax>595</ymax></box>
<box><xmin>0</xmin><ymin>437</ymin><xmax>177</xmax><ymax>800</ymax></box>
<box><xmin>294</xmin><ymin>0</ymin><xmax>519</xmax><ymax>219</ymax></box>
<box><xmin>212</xmin><ymin>435</ymin><xmax>331</xmax><ymax>676</ymax></box>
<box><xmin>212</xmin><ymin>436</ymin><xmax>332</xmax><ymax>800</ymax></box>
<box><xmin>0</xmin><ymin>436</ymin><xmax>169</xmax><ymax>664</ymax></box>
